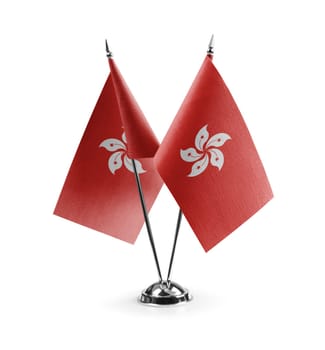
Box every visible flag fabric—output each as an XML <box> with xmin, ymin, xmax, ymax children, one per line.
<box><xmin>108</xmin><ymin>59</ymin><xmax>158</xmax><ymax>158</ymax></box>
<box><xmin>155</xmin><ymin>56</ymin><xmax>273</xmax><ymax>251</ymax></box>
<box><xmin>54</xmin><ymin>58</ymin><xmax>163</xmax><ymax>244</ymax></box>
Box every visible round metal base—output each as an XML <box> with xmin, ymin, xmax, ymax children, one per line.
<box><xmin>138</xmin><ymin>281</ymin><xmax>192</xmax><ymax>306</ymax></box>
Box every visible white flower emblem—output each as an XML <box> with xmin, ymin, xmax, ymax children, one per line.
<box><xmin>99</xmin><ymin>132</ymin><xmax>146</xmax><ymax>175</ymax></box>
<box><xmin>180</xmin><ymin>125</ymin><xmax>231</xmax><ymax>177</ymax></box>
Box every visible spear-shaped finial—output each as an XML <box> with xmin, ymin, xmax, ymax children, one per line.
<box><xmin>207</xmin><ymin>34</ymin><xmax>215</xmax><ymax>55</ymax></box>
<box><xmin>105</xmin><ymin>39</ymin><xmax>113</xmax><ymax>58</ymax></box>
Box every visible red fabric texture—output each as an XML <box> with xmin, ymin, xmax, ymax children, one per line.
<box><xmin>109</xmin><ymin>59</ymin><xmax>159</xmax><ymax>158</ymax></box>
<box><xmin>155</xmin><ymin>56</ymin><xmax>273</xmax><ymax>251</ymax></box>
<box><xmin>54</xmin><ymin>62</ymin><xmax>163</xmax><ymax>244</ymax></box>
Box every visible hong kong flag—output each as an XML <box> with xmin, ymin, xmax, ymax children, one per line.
<box><xmin>54</xmin><ymin>56</ymin><xmax>163</xmax><ymax>243</ymax></box>
<box><xmin>155</xmin><ymin>55</ymin><xmax>273</xmax><ymax>251</ymax></box>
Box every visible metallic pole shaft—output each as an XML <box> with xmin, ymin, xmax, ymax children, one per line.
<box><xmin>131</xmin><ymin>159</ymin><xmax>163</xmax><ymax>282</ymax></box>
<box><xmin>166</xmin><ymin>209</ymin><xmax>183</xmax><ymax>283</ymax></box>
<box><xmin>105</xmin><ymin>41</ymin><xmax>162</xmax><ymax>282</ymax></box>
<box><xmin>166</xmin><ymin>35</ymin><xmax>215</xmax><ymax>284</ymax></box>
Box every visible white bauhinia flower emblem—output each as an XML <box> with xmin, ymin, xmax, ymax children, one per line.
<box><xmin>99</xmin><ymin>132</ymin><xmax>146</xmax><ymax>175</ymax></box>
<box><xmin>180</xmin><ymin>125</ymin><xmax>231</xmax><ymax>177</ymax></box>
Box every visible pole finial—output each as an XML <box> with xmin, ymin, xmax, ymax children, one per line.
<box><xmin>207</xmin><ymin>34</ymin><xmax>215</xmax><ymax>55</ymax></box>
<box><xmin>105</xmin><ymin>39</ymin><xmax>113</xmax><ymax>58</ymax></box>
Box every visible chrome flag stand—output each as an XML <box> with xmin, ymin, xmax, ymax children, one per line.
<box><xmin>132</xmin><ymin>137</ymin><xmax>191</xmax><ymax>305</ymax></box>
<box><xmin>138</xmin><ymin>210</ymin><xmax>191</xmax><ymax>306</ymax></box>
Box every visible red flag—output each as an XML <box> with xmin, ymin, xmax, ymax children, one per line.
<box><xmin>108</xmin><ymin>59</ymin><xmax>158</xmax><ymax>158</ymax></box>
<box><xmin>155</xmin><ymin>56</ymin><xmax>273</xmax><ymax>251</ymax></box>
<box><xmin>54</xmin><ymin>58</ymin><xmax>163</xmax><ymax>243</ymax></box>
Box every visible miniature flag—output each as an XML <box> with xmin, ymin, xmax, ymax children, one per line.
<box><xmin>54</xmin><ymin>58</ymin><xmax>163</xmax><ymax>243</ymax></box>
<box><xmin>155</xmin><ymin>55</ymin><xmax>273</xmax><ymax>251</ymax></box>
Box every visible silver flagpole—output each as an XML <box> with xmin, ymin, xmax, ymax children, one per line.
<box><xmin>166</xmin><ymin>209</ymin><xmax>182</xmax><ymax>284</ymax></box>
<box><xmin>140</xmin><ymin>34</ymin><xmax>217</xmax><ymax>304</ymax></box>
<box><xmin>105</xmin><ymin>40</ymin><xmax>192</xmax><ymax>305</ymax></box>
<box><xmin>165</xmin><ymin>34</ymin><xmax>215</xmax><ymax>285</ymax></box>
<box><xmin>105</xmin><ymin>41</ymin><xmax>163</xmax><ymax>283</ymax></box>
<box><xmin>130</xmin><ymin>160</ymin><xmax>163</xmax><ymax>282</ymax></box>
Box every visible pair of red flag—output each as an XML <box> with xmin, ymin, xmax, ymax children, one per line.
<box><xmin>54</xmin><ymin>51</ymin><xmax>273</xmax><ymax>252</ymax></box>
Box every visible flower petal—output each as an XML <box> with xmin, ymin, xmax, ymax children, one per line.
<box><xmin>180</xmin><ymin>147</ymin><xmax>203</xmax><ymax>162</ymax></box>
<box><xmin>124</xmin><ymin>155</ymin><xmax>146</xmax><ymax>174</ymax></box>
<box><xmin>195</xmin><ymin>125</ymin><xmax>209</xmax><ymax>151</ymax></box>
<box><xmin>122</xmin><ymin>132</ymin><xmax>127</xmax><ymax>144</ymax></box>
<box><xmin>188</xmin><ymin>153</ymin><xmax>209</xmax><ymax>177</ymax></box>
<box><xmin>100</xmin><ymin>138</ymin><xmax>126</xmax><ymax>152</ymax></box>
<box><xmin>206</xmin><ymin>133</ymin><xmax>231</xmax><ymax>148</ymax></box>
<box><xmin>108</xmin><ymin>151</ymin><xmax>123</xmax><ymax>174</ymax></box>
<box><xmin>208</xmin><ymin>148</ymin><xmax>224</xmax><ymax>170</ymax></box>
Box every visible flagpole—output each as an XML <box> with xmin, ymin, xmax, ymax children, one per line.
<box><xmin>105</xmin><ymin>40</ymin><xmax>191</xmax><ymax>305</ymax></box>
<box><xmin>165</xmin><ymin>34</ymin><xmax>215</xmax><ymax>285</ymax></box>
<box><xmin>130</xmin><ymin>159</ymin><xmax>163</xmax><ymax>282</ymax></box>
<box><xmin>166</xmin><ymin>209</ymin><xmax>182</xmax><ymax>283</ymax></box>
<box><xmin>105</xmin><ymin>41</ymin><xmax>163</xmax><ymax>283</ymax></box>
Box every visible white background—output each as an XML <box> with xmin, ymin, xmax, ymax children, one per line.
<box><xmin>1</xmin><ymin>0</ymin><xmax>325</xmax><ymax>349</ymax></box>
